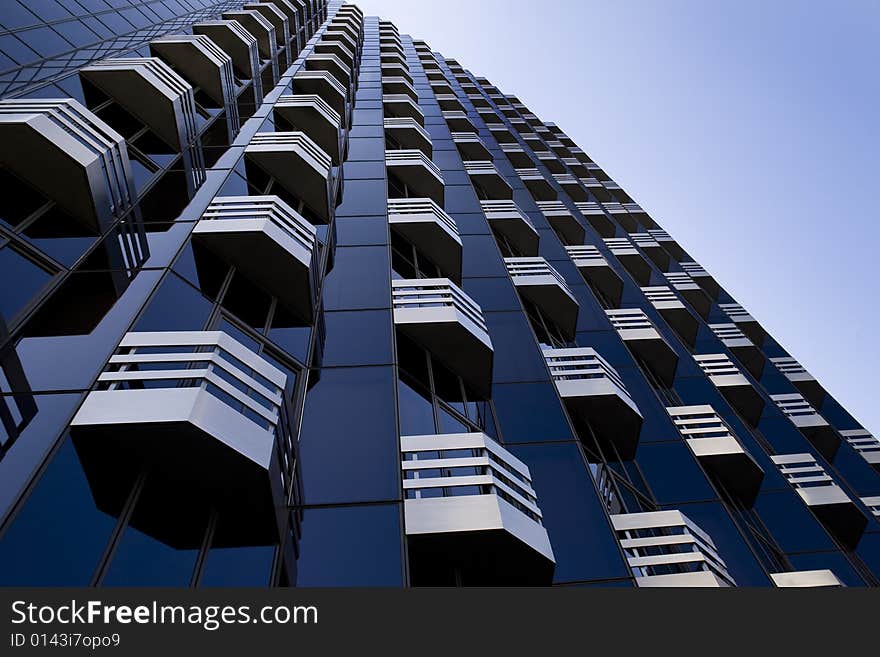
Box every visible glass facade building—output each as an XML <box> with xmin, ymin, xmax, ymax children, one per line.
<box><xmin>0</xmin><ymin>0</ymin><xmax>878</xmax><ymax>588</ymax></box>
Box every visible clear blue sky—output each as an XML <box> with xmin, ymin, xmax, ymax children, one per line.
<box><xmin>355</xmin><ymin>0</ymin><xmax>880</xmax><ymax>434</ymax></box>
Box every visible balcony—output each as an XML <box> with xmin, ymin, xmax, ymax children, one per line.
<box><xmin>562</xmin><ymin>157</ymin><xmax>588</xmax><ymax>177</ymax></box>
<box><xmin>274</xmin><ymin>94</ymin><xmax>342</xmax><ymax>165</ymax></box>
<box><xmin>381</xmin><ymin>63</ymin><xmax>412</xmax><ymax>84</ymax></box>
<box><xmin>402</xmin><ymin>432</ymin><xmax>554</xmax><ymax>585</ymax></box>
<box><xmin>667</xmin><ymin>405</ymin><xmax>764</xmax><ymax>505</ymax></box>
<box><xmin>381</xmin><ymin>76</ymin><xmax>417</xmax><ymax>101</ymax></box>
<box><xmin>193</xmin><ymin>20</ymin><xmax>260</xmax><ymax>84</ymax></box>
<box><xmin>451</xmin><ymin>132</ymin><xmax>492</xmax><ymax>161</ymax></box>
<box><xmin>536</xmin><ymin>201</ymin><xmax>585</xmax><ymax>245</ymax></box>
<box><xmin>516</xmin><ymin>168</ymin><xmax>557</xmax><ymax>201</ymax></box>
<box><xmin>70</xmin><ymin>330</ymin><xmax>292</xmax><ymax>545</ymax></box>
<box><xmin>681</xmin><ymin>261</ymin><xmax>719</xmax><ymax>299</ymax></box>
<box><xmin>506</xmin><ymin>258</ymin><xmax>579</xmax><ymax>340</ymax></box>
<box><xmin>606</xmin><ymin>309</ymin><xmax>679</xmax><ymax>387</ymax></box>
<box><xmin>553</xmin><ymin>173</ymin><xmax>589</xmax><ymax>201</ymax></box>
<box><xmin>604</xmin><ymin>237</ymin><xmax>652</xmax><ymax>286</ymax></box>
<box><xmin>388</xmin><ymin>198</ymin><xmax>461</xmax><ymax>281</ymax></box>
<box><xmin>383</xmin><ymin>94</ymin><xmax>424</xmax><ymax>124</ymax></box>
<box><xmin>384</xmin><ymin>117</ymin><xmax>432</xmax><ymax>157</ymax></box>
<box><xmin>769</xmin><ymin>356</ymin><xmax>825</xmax><ymax>407</ymax></box>
<box><xmin>385</xmin><ymin>150</ymin><xmax>445</xmax><ymax>205</ymax></box>
<box><xmin>488</xmin><ymin>124</ymin><xmax>516</xmax><ymax>143</ymax></box>
<box><xmin>567</xmin><ymin>246</ymin><xmax>623</xmax><ymax>308</ymax></box>
<box><xmin>771</xmin><ymin>394</ymin><xmax>840</xmax><ymax>460</ymax></box>
<box><xmin>862</xmin><ymin>496</ymin><xmax>880</xmax><ymax>518</ymax></box>
<box><xmin>841</xmin><ymin>430</ymin><xmax>880</xmax><ymax>470</ymax></box>
<box><xmin>641</xmin><ymin>286</ymin><xmax>697</xmax><ymax>347</ymax></box>
<box><xmin>575</xmin><ymin>201</ymin><xmax>615</xmax><ymax>237</ymax></box>
<box><xmin>223</xmin><ymin>10</ymin><xmax>278</xmax><ymax>78</ymax></box>
<box><xmin>630</xmin><ymin>232</ymin><xmax>670</xmax><ymax>271</ymax></box>
<box><xmin>544</xmin><ymin>347</ymin><xmax>643</xmax><ymax>459</ymax></box>
<box><xmin>442</xmin><ymin>111</ymin><xmax>475</xmax><ymax>132</ymax></box>
<box><xmin>149</xmin><ymin>35</ymin><xmax>236</xmax><ymax>118</ymax></box>
<box><xmin>322</xmin><ymin>29</ymin><xmax>359</xmax><ymax>57</ymax></box>
<box><xmin>480</xmin><ymin>200</ymin><xmax>539</xmax><ymax>257</ymax></box>
<box><xmin>770</xmin><ymin>570</ymin><xmax>845</xmax><ymax>588</ymax></box>
<box><xmin>600</xmin><ymin>202</ymin><xmax>638</xmax><ymax>231</ymax></box>
<box><xmin>244</xmin><ymin>4</ymin><xmax>289</xmax><ymax>55</ymax></box>
<box><xmin>0</xmin><ymin>98</ymin><xmax>135</xmax><ymax>233</ymax></box>
<box><xmin>245</xmin><ymin>131</ymin><xmax>333</xmax><ymax>221</ymax></box>
<box><xmin>435</xmin><ymin>94</ymin><xmax>465</xmax><ymax>113</ymax></box>
<box><xmin>464</xmin><ymin>161</ymin><xmax>512</xmax><ymax>199</ymax></box>
<box><xmin>293</xmin><ymin>69</ymin><xmax>347</xmax><ymax>117</ymax></box>
<box><xmin>538</xmin><ymin>152</ymin><xmax>565</xmax><ymax>174</ymax></box>
<box><xmin>500</xmin><ymin>143</ymin><xmax>532</xmax><ymax>168</ymax></box>
<box><xmin>664</xmin><ymin>272</ymin><xmax>710</xmax><ymax>319</ymax></box>
<box><xmin>393</xmin><ymin>279</ymin><xmax>493</xmax><ymax>396</ymax></box>
<box><xmin>771</xmin><ymin>454</ymin><xmax>867</xmax><ymax>548</ymax></box>
<box><xmin>306</xmin><ymin>53</ymin><xmax>351</xmax><ymax>88</ymax></box>
<box><xmin>611</xmin><ymin>510</ymin><xmax>735</xmax><ymax>587</ymax></box>
<box><xmin>647</xmin><ymin>228</ymin><xmax>685</xmax><ymax>260</ymax></box>
<box><xmin>193</xmin><ymin>195</ymin><xmax>317</xmax><ymax>321</ymax></box>
<box><xmin>708</xmin><ymin>323</ymin><xmax>765</xmax><ymax>379</ymax></box>
<box><xmin>694</xmin><ymin>354</ymin><xmax>764</xmax><ymax>427</ymax></box>
<box><xmin>80</xmin><ymin>57</ymin><xmax>199</xmax><ymax>152</ymax></box>
<box><xmin>719</xmin><ymin>302</ymin><xmax>766</xmax><ymax>347</ymax></box>
<box><xmin>430</xmin><ymin>80</ymin><xmax>454</xmax><ymax>96</ymax></box>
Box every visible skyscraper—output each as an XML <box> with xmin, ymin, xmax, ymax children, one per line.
<box><xmin>0</xmin><ymin>0</ymin><xmax>877</xmax><ymax>588</ymax></box>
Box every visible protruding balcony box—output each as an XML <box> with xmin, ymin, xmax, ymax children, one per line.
<box><xmin>382</xmin><ymin>63</ymin><xmax>413</xmax><ymax>84</ymax></box>
<box><xmin>842</xmin><ymin>430</ymin><xmax>880</xmax><ymax>470</ymax></box>
<box><xmin>243</xmin><ymin>4</ymin><xmax>290</xmax><ymax>53</ymax></box>
<box><xmin>274</xmin><ymin>94</ymin><xmax>342</xmax><ymax>164</ymax></box>
<box><xmin>468</xmin><ymin>93</ymin><xmax>490</xmax><ymax>108</ymax></box>
<box><xmin>548</xmin><ymin>140</ymin><xmax>572</xmax><ymax>158</ymax></box>
<box><xmin>665</xmin><ymin>271</ymin><xmax>711</xmax><ymax>320</ymax></box>
<box><xmin>331</xmin><ymin>18</ymin><xmax>360</xmax><ymax>43</ymax></box>
<box><xmin>506</xmin><ymin>258</ymin><xmax>579</xmax><ymax>340</ymax></box>
<box><xmin>383</xmin><ymin>94</ymin><xmax>424</xmax><ymax>125</ymax></box>
<box><xmin>575</xmin><ymin>201</ymin><xmax>615</xmax><ymax>237</ymax></box>
<box><xmin>245</xmin><ymin>131</ymin><xmax>333</xmax><ymax>221</ymax></box>
<box><xmin>647</xmin><ymin>228</ymin><xmax>685</xmax><ymax>260</ymax></box>
<box><xmin>695</xmin><ymin>354</ymin><xmax>765</xmax><ymax>427</ymax></box>
<box><xmin>70</xmin><ymin>331</ymin><xmax>290</xmax><ymax>546</ymax></box>
<box><xmin>771</xmin><ymin>394</ymin><xmax>840</xmax><ymax>461</ymax></box>
<box><xmin>429</xmin><ymin>80</ymin><xmax>454</xmax><ymax>97</ymax></box>
<box><xmin>423</xmin><ymin>67</ymin><xmax>446</xmax><ymax>82</ymax></box>
<box><xmin>193</xmin><ymin>21</ymin><xmax>260</xmax><ymax>83</ymax></box>
<box><xmin>385</xmin><ymin>150</ymin><xmax>445</xmax><ymax>205</ymax></box>
<box><xmin>80</xmin><ymin>57</ymin><xmax>198</xmax><ymax>152</ymax></box>
<box><xmin>305</xmin><ymin>53</ymin><xmax>351</xmax><ymax>88</ymax></box>
<box><xmin>567</xmin><ymin>246</ymin><xmax>623</xmax><ymax>308</ymax></box>
<box><xmin>193</xmin><ymin>196</ymin><xmax>317</xmax><ymax>322</ymax></box>
<box><xmin>392</xmin><ymin>279</ymin><xmax>493</xmax><ymax>397</ymax></box>
<box><xmin>384</xmin><ymin>117</ymin><xmax>432</xmax><ymax>157</ymax></box>
<box><xmin>667</xmin><ymin>405</ymin><xmax>764</xmax><ymax>506</ymax></box>
<box><xmin>451</xmin><ymin>132</ymin><xmax>492</xmax><ymax>161</ymax></box>
<box><xmin>293</xmin><ymin>69</ymin><xmax>347</xmax><ymax>118</ymax></box>
<box><xmin>544</xmin><ymin>347</ymin><xmax>643</xmax><ymax>459</ymax></box>
<box><xmin>642</xmin><ymin>286</ymin><xmax>697</xmax><ymax>347</ymax></box>
<box><xmin>516</xmin><ymin>168</ymin><xmax>557</xmax><ymax>201</ymax></box>
<box><xmin>381</xmin><ymin>76</ymin><xmax>418</xmax><ymax>101</ymax></box>
<box><xmin>719</xmin><ymin>302</ymin><xmax>766</xmax><ymax>347</ymax></box>
<box><xmin>264</xmin><ymin>0</ymin><xmax>302</xmax><ymax>27</ymax></box>
<box><xmin>222</xmin><ymin>10</ymin><xmax>277</xmax><ymax>68</ymax></box>
<box><xmin>601</xmin><ymin>202</ymin><xmax>638</xmax><ymax>231</ymax></box>
<box><xmin>631</xmin><ymin>232</ymin><xmax>670</xmax><ymax>271</ymax></box>
<box><xmin>150</xmin><ymin>35</ymin><xmax>236</xmax><ymax>113</ymax></box>
<box><xmin>770</xmin><ymin>570</ymin><xmax>845</xmax><ymax>588</ymax></box>
<box><xmin>322</xmin><ymin>30</ymin><xmax>359</xmax><ymax>57</ymax></box>
<box><xmin>0</xmin><ymin>98</ymin><xmax>135</xmax><ymax>235</ymax></box>
<box><xmin>464</xmin><ymin>161</ymin><xmax>513</xmax><ymax>199</ymax></box>
<box><xmin>500</xmin><ymin>143</ymin><xmax>532</xmax><ymax>168</ymax></box>
<box><xmin>480</xmin><ymin>200</ymin><xmax>539</xmax><ymax>257</ymax></box>
<box><xmin>680</xmin><ymin>261</ymin><xmax>719</xmax><ymax>299</ymax></box>
<box><xmin>562</xmin><ymin>157</ymin><xmax>589</xmax><ymax>177</ymax></box>
<box><xmin>772</xmin><ymin>453</ymin><xmax>867</xmax><ymax>548</ymax></box>
<box><xmin>388</xmin><ymin>198</ymin><xmax>462</xmax><ymax>281</ymax></box>
<box><xmin>488</xmin><ymin>123</ymin><xmax>516</xmax><ymax>143</ymax></box>
<box><xmin>553</xmin><ymin>173</ymin><xmax>589</xmax><ymax>201</ymax></box>
<box><xmin>769</xmin><ymin>356</ymin><xmax>825</xmax><ymax>408</ymax></box>
<box><xmin>604</xmin><ymin>237</ymin><xmax>652</xmax><ymax>286</ymax></box>
<box><xmin>611</xmin><ymin>510</ymin><xmax>735</xmax><ymax>587</ymax></box>
<box><xmin>607</xmin><ymin>309</ymin><xmax>679</xmax><ymax>387</ymax></box>
<box><xmin>536</xmin><ymin>201</ymin><xmax>585</xmax><ymax>246</ymax></box>
<box><xmin>709</xmin><ymin>323</ymin><xmax>765</xmax><ymax>379</ymax></box>
<box><xmin>624</xmin><ymin>202</ymin><xmax>656</xmax><ymax>228</ymax></box>
<box><xmin>435</xmin><ymin>94</ymin><xmax>465</xmax><ymax>112</ymax></box>
<box><xmin>441</xmin><ymin>110</ymin><xmax>475</xmax><ymax>132</ymax></box>
<box><xmin>538</xmin><ymin>152</ymin><xmax>565</xmax><ymax>174</ymax></box>
<box><xmin>402</xmin><ymin>432</ymin><xmax>555</xmax><ymax>585</ymax></box>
